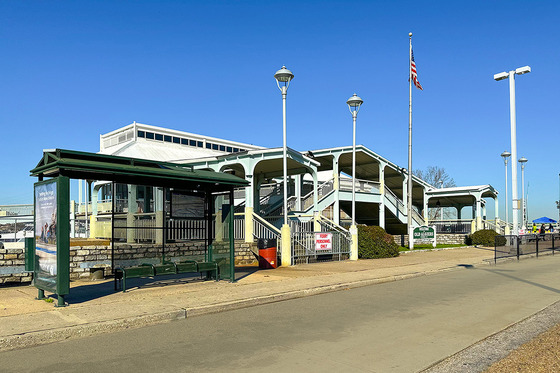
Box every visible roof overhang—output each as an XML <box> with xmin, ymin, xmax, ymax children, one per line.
<box><xmin>30</xmin><ymin>149</ymin><xmax>249</xmax><ymax>190</ymax></box>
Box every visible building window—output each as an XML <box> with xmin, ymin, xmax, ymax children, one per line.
<box><xmin>146</xmin><ymin>132</ymin><xmax>155</xmax><ymax>139</ymax></box>
<box><xmin>206</xmin><ymin>143</ymin><xmax>212</xmax><ymax>149</ymax></box>
<box><xmin>212</xmin><ymin>144</ymin><xmax>218</xmax><ymax>150</ymax></box>
<box><xmin>240</xmin><ymin>149</ymin><xmax>245</xmax><ymax>152</ymax></box>
<box><xmin>173</xmin><ymin>137</ymin><xmax>180</xmax><ymax>144</ymax></box>
<box><xmin>164</xmin><ymin>135</ymin><xmax>172</xmax><ymax>142</ymax></box>
<box><xmin>137</xmin><ymin>131</ymin><xmax>145</xmax><ymax>138</ymax></box>
<box><xmin>226</xmin><ymin>146</ymin><xmax>232</xmax><ymax>153</ymax></box>
<box><xmin>181</xmin><ymin>138</ymin><xmax>188</xmax><ymax>145</ymax></box>
<box><xmin>189</xmin><ymin>140</ymin><xmax>196</xmax><ymax>146</ymax></box>
<box><xmin>197</xmin><ymin>141</ymin><xmax>203</xmax><ymax>148</ymax></box>
<box><xmin>233</xmin><ymin>148</ymin><xmax>239</xmax><ymax>152</ymax></box>
<box><xmin>155</xmin><ymin>134</ymin><xmax>163</xmax><ymax>141</ymax></box>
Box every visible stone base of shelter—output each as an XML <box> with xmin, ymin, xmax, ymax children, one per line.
<box><xmin>0</xmin><ymin>240</ymin><xmax>261</xmax><ymax>285</ymax></box>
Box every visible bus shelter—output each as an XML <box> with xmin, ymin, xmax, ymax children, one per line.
<box><xmin>29</xmin><ymin>149</ymin><xmax>248</xmax><ymax>306</ymax></box>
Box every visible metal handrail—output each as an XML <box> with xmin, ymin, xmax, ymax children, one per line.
<box><xmin>319</xmin><ymin>215</ymin><xmax>350</xmax><ymax>236</ymax></box>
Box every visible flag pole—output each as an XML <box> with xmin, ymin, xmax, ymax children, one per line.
<box><xmin>408</xmin><ymin>32</ymin><xmax>414</xmax><ymax>249</ymax></box>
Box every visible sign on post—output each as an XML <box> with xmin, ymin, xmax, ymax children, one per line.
<box><xmin>315</xmin><ymin>232</ymin><xmax>332</xmax><ymax>251</ymax></box>
<box><xmin>413</xmin><ymin>225</ymin><xmax>437</xmax><ymax>248</ymax></box>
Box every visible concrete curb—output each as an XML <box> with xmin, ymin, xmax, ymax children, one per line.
<box><xmin>0</xmin><ymin>309</ymin><xmax>187</xmax><ymax>352</ymax></box>
<box><xmin>0</xmin><ymin>262</ymin><xmax>483</xmax><ymax>352</ymax></box>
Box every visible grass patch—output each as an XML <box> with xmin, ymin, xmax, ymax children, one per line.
<box><xmin>399</xmin><ymin>243</ymin><xmax>464</xmax><ymax>252</ymax></box>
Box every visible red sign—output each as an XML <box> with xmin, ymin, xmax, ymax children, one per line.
<box><xmin>315</xmin><ymin>233</ymin><xmax>333</xmax><ymax>251</ymax></box>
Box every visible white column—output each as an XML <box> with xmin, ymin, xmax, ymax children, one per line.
<box><xmin>155</xmin><ymin>187</ymin><xmax>164</xmax><ymax>245</ymax></box>
<box><xmin>127</xmin><ymin>185</ymin><xmax>137</xmax><ymax>243</ymax></box>
<box><xmin>244</xmin><ymin>174</ymin><xmax>254</xmax><ymax>243</ymax></box>
<box><xmin>295</xmin><ymin>174</ymin><xmax>302</xmax><ymax>211</ymax></box>
<box><xmin>333</xmin><ymin>155</ymin><xmax>340</xmax><ymax>225</ymax></box>
<box><xmin>378</xmin><ymin>162</ymin><xmax>385</xmax><ymax>229</ymax></box>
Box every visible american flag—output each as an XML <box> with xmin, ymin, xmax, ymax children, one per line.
<box><xmin>411</xmin><ymin>48</ymin><xmax>423</xmax><ymax>91</ymax></box>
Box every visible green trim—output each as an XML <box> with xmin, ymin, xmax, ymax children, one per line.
<box><xmin>56</xmin><ymin>176</ymin><xmax>70</xmax><ymax>296</ymax></box>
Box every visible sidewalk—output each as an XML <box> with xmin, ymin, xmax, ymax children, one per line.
<box><xmin>0</xmin><ymin>246</ymin><xmax>494</xmax><ymax>351</ymax></box>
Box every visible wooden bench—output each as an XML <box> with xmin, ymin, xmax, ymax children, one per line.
<box><xmin>114</xmin><ymin>260</ymin><xmax>219</xmax><ymax>292</ymax></box>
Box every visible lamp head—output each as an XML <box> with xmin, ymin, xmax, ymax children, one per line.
<box><xmin>515</xmin><ymin>66</ymin><xmax>531</xmax><ymax>75</ymax></box>
<box><xmin>518</xmin><ymin>157</ymin><xmax>528</xmax><ymax>164</ymax></box>
<box><xmin>494</xmin><ymin>72</ymin><xmax>509</xmax><ymax>81</ymax></box>
<box><xmin>274</xmin><ymin>66</ymin><xmax>294</xmax><ymax>83</ymax></box>
<box><xmin>346</xmin><ymin>93</ymin><xmax>363</xmax><ymax>114</ymax></box>
<box><xmin>501</xmin><ymin>150</ymin><xmax>511</xmax><ymax>159</ymax></box>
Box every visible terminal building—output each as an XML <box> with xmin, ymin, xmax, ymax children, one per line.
<box><xmin>76</xmin><ymin>122</ymin><xmax>501</xmax><ymax>260</ymax></box>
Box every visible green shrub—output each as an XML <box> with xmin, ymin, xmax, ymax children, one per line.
<box><xmin>358</xmin><ymin>225</ymin><xmax>400</xmax><ymax>259</ymax></box>
<box><xmin>469</xmin><ymin>229</ymin><xmax>505</xmax><ymax>247</ymax></box>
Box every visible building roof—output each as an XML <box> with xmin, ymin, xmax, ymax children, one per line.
<box><xmin>30</xmin><ymin>149</ymin><xmax>248</xmax><ymax>190</ymax></box>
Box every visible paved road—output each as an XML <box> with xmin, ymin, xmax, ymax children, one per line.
<box><xmin>3</xmin><ymin>256</ymin><xmax>560</xmax><ymax>373</ymax></box>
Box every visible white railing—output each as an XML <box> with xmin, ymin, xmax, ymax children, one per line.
<box><xmin>319</xmin><ymin>215</ymin><xmax>351</xmax><ymax>237</ymax></box>
<box><xmin>302</xmin><ymin>179</ymin><xmax>334</xmax><ymax>211</ymax></box>
<box><xmin>289</xmin><ymin>219</ymin><xmax>314</xmax><ymax>233</ymax></box>
<box><xmin>384</xmin><ymin>187</ymin><xmax>406</xmax><ymax>215</ymax></box>
<box><xmin>234</xmin><ymin>213</ymin><xmax>245</xmax><ymax>240</ymax></box>
<box><xmin>253</xmin><ymin>212</ymin><xmax>281</xmax><ymax>240</ymax></box>
<box><xmin>339</xmin><ymin>178</ymin><xmax>381</xmax><ymax>193</ymax></box>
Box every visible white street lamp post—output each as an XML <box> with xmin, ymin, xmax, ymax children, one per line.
<box><xmin>501</xmin><ymin>151</ymin><xmax>511</xmax><ymax>232</ymax></box>
<box><xmin>274</xmin><ymin>66</ymin><xmax>294</xmax><ymax>226</ymax></box>
<box><xmin>347</xmin><ymin>93</ymin><xmax>363</xmax><ymax>261</ymax></box>
<box><xmin>494</xmin><ymin>66</ymin><xmax>531</xmax><ymax>235</ymax></box>
<box><xmin>519</xmin><ymin>157</ymin><xmax>528</xmax><ymax>230</ymax></box>
<box><xmin>274</xmin><ymin>66</ymin><xmax>294</xmax><ymax>267</ymax></box>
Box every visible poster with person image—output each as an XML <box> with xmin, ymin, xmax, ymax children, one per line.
<box><xmin>34</xmin><ymin>180</ymin><xmax>58</xmax><ymax>288</ymax></box>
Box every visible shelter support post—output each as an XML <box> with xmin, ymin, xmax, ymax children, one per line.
<box><xmin>281</xmin><ymin>224</ymin><xmax>291</xmax><ymax>266</ymax></box>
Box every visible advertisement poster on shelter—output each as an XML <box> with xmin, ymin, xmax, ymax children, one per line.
<box><xmin>35</xmin><ymin>180</ymin><xmax>58</xmax><ymax>287</ymax></box>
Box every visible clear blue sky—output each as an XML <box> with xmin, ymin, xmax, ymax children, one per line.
<box><xmin>1</xmin><ymin>0</ymin><xmax>559</xmax><ymax>222</ymax></box>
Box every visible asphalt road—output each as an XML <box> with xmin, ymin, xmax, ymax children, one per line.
<box><xmin>3</xmin><ymin>256</ymin><xmax>560</xmax><ymax>373</ymax></box>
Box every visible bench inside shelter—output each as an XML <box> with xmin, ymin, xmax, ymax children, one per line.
<box><xmin>29</xmin><ymin>149</ymin><xmax>248</xmax><ymax>305</ymax></box>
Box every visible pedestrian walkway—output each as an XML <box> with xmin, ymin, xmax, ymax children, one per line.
<box><xmin>0</xmin><ymin>246</ymin><xmax>494</xmax><ymax>351</ymax></box>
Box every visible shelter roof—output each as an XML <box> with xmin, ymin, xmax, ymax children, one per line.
<box><xmin>30</xmin><ymin>149</ymin><xmax>248</xmax><ymax>190</ymax></box>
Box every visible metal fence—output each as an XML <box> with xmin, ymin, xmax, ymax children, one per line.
<box><xmin>291</xmin><ymin>231</ymin><xmax>351</xmax><ymax>265</ymax></box>
<box><xmin>430</xmin><ymin>220</ymin><xmax>471</xmax><ymax>234</ymax></box>
<box><xmin>494</xmin><ymin>233</ymin><xmax>560</xmax><ymax>262</ymax></box>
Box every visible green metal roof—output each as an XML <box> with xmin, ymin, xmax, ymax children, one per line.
<box><xmin>30</xmin><ymin>149</ymin><xmax>249</xmax><ymax>189</ymax></box>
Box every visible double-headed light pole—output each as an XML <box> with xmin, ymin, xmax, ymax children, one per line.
<box><xmin>347</xmin><ymin>94</ymin><xmax>363</xmax><ymax>261</ymax></box>
<box><xmin>494</xmin><ymin>65</ymin><xmax>531</xmax><ymax>235</ymax></box>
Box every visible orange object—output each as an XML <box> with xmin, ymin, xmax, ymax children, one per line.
<box><xmin>259</xmin><ymin>247</ymin><xmax>277</xmax><ymax>269</ymax></box>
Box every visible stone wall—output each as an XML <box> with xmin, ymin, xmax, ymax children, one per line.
<box><xmin>0</xmin><ymin>245</ymin><xmax>31</xmax><ymax>284</ymax></box>
<box><xmin>393</xmin><ymin>233</ymin><xmax>468</xmax><ymax>247</ymax></box>
<box><xmin>1</xmin><ymin>240</ymin><xmax>260</xmax><ymax>285</ymax></box>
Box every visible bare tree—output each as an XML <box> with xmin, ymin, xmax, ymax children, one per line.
<box><xmin>414</xmin><ymin>166</ymin><xmax>456</xmax><ymax>220</ymax></box>
<box><xmin>414</xmin><ymin>166</ymin><xmax>456</xmax><ymax>188</ymax></box>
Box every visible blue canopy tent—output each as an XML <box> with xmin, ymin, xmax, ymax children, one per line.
<box><xmin>532</xmin><ymin>217</ymin><xmax>557</xmax><ymax>223</ymax></box>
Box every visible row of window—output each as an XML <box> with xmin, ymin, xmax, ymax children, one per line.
<box><xmin>137</xmin><ymin>131</ymin><xmax>246</xmax><ymax>153</ymax></box>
